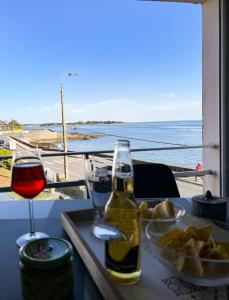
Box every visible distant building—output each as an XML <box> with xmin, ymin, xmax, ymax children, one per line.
<box><xmin>0</xmin><ymin>121</ymin><xmax>7</xmax><ymax>131</ymax></box>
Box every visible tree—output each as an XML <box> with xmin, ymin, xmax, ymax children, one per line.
<box><xmin>8</xmin><ymin>119</ymin><xmax>22</xmax><ymax>130</ymax></box>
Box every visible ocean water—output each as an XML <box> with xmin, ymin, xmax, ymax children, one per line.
<box><xmin>26</xmin><ymin>120</ymin><xmax>202</xmax><ymax>169</ymax></box>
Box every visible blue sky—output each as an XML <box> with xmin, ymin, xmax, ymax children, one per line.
<box><xmin>0</xmin><ymin>0</ymin><xmax>202</xmax><ymax>123</ymax></box>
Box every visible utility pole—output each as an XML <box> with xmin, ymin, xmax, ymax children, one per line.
<box><xmin>60</xmin><ymin>83</ymin><xmax>68</xmax><ymax>179</ymax></box>
<box><xmin>60</xmin><ymin>72</ymin><xmax>77</xmax><ymax>180</ymax></box>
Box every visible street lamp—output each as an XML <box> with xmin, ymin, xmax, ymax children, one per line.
<box><xmin>60</xmin><ymin>72</ymin><xmax>77</xmax><ymax>179</ymax></box>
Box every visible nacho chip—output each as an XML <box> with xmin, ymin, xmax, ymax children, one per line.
<box><xmin>207</xmin><ymin>245</ymin><xmax>229</xmax><ymax>259</ymax></box>
<box><xmin>215</xmin><ymin>241</ymin><xmax>229</xmax><ymax>254</ymax></box>
<box><xmin>203</xmin><ymin>244</ymin><xmax>229</xmax><ymax>277</ymax></box>
<box><xmin>182</xmin><ymin>239</ymin><xmax>204</xmax><ymax>277</ymax></box>
<box><xmin>161</xmin><ymin>248</ymin><xmax>186</xmax><ymax>272</ymax></box>
<box><xmin>199</xmin><ymin>240</ymin><xmax>215</xmax><ymax>258</ymax></box>
<box><xmin>157</xmin><ymin>228</ymin><xmax>189</xmax><ymax>250</ymax></box>
<box><xmin>184</xmin><ymin>239</ymin><xmax>204</xmax><ymax>256</ymax></box>
<box><xmin>185</xmin><ymin>225</ymin><xmax>212</xmax><ymax>242</ymax></box>
<box><xmin>156</xmin><ymin>223</ymin><xmax>229</xmax><ymax>278</ymax></box>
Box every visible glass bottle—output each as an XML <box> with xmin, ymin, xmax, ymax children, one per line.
<box><xmin>104</xmin><ymin>140</ymin><xmax>141</xmax><ymax>285</ymax></box>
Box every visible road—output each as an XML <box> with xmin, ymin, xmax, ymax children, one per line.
<box><xmin>42</xmin><ymin>155</ymin><xmax>85</xmax><ymax>180</ymax></box>
<box><xmin>1</xmin><ymin>133</ymin><xmax>86</xmax><ymax>181</ymax></box>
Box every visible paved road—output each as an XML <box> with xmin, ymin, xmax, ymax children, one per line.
<box><xmin>42</xmin><ymin>155</ymin><xmax>85</xmax><ymax>180</ymax></box>
<box><xmin>176</xmin><ymin>179</ymin><xmax>203</xmax><ymax>197</ymax></box>
<box><xmin>0</xmin><ymin>133</ymin><xmax>86</xmax><ymax>181</ymax></box>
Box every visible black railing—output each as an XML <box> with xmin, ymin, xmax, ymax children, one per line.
<box><xmin>0</xmin><ymin>144</ymin><xmax>218</xmax><ymax>193</ymax></box>
<box><xmin>0</xmin><ymin>143</ymin><xmax>218</xmax><ymax>160</ymax></box>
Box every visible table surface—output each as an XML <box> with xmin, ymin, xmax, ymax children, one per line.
<box><xmin>0</xmin><ymin>198</ymin><xmax>192</xmax><ymax>300</ymax></box>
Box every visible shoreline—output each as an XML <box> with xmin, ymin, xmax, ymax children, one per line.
<box><xmin>6</xmin><ymin>120</ymin><xmax>202</xmax><ymax>169</ymax></box>
<box><xmin>10</xmin><ymin>129</ymin><xmax>102</xmax><ymax>150</ymax></box>
<box><xmin>24</xmin><ymin>121</ymin><xmax>124</xmax><ymax>127</ymax></box>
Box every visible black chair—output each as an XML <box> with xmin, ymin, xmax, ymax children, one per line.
<box><xmin>133</xmin><ymin>163</ymin><xmax>180</xmax><ymax>198</ymax></box>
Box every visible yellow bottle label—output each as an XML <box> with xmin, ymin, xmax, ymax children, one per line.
<box><xmin>105</xmin><ymin>205</ymin><xmax>140</xmax><ymax>273</ymax></box>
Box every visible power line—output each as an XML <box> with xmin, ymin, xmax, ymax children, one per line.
<box><xmin>77</xmin><ymin>128</ymin><xmax>189</xmax><ymax>147</ymax></box>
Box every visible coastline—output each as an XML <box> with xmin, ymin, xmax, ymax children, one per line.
<box><xmin>24</xmin><ymin>121</ymin><xmax>124</xmax><ymax>127</ymax></box>
<box><xmin>21</xmin><ymin>120</ymin><xmax>202</xmax><ymax>168</ymax></box>
<box><xmin>0</xmin><ymin>127</ymin><xmax>203</xmax><ymax>198</ymax></box>
<box><xmin>10</xmin><ymin>129</ymin><xmax>102</xmax><ymax>150</ymax></box>
<box><xmin>9</xmin><ymin>130</ymin><xmax>196</xmax><ymax>172</ymax></box>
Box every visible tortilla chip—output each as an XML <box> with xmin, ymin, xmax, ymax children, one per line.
<box><xmin>185</xmin><ymin>225</ymin><xmax>212</xmax><ymax>242</ymax></box>
<box><xmin>207</xmin><ymin>245</ymin><xmax>229</xmax><ymax>259</ymax></box>
<box><xmin>161</xmin><ymin>248</ymin><xmax>186</xmax><ymax>272</ymax></box>
<box><xmin>157</xmin><ymin>228</ymin><xmax>189</xmax><ymax>250</ymax></box>
<box><xmin>182</xmin><ymin>239</ymin><xmax>204</xmax><ymax>277</ymax></box>
<box><xmin>156</xmin><ymin>223</ymin><xmax>229</xmax><ymax>278</ymax></box>
<box><xmin>203</xmin><ymin>245</ymin><xmax>229</xmax><ymax>277</ymax></box>
<box><xmin>199</xmin><ymin>240</ymin><xmax>215</xmax><ymax>258</ymax></box>
<box><xmin>215</xmin><ymin>241</ymin><xmax>229</xmax><ymax>254</ymax></box>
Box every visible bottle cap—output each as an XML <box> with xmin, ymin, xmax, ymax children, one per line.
<box><xmin>116</xmin><ymin>140</ymin><xmax>130</xmax><ymax>146</ymax></box>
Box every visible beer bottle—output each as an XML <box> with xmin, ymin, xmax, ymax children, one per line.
<box><xmin>104</xmin><ymin>140</ymin><xmax>141</xmax><ymax>284</ymax></box>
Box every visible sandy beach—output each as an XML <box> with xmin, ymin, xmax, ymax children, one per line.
<box><xmin>10</xmin><ymin>129</ymin><xmax>101</xmax><ymax>149</ymax></box>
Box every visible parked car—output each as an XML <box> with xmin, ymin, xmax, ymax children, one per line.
<box><xmin>0</xmin><ymin>140</ymin><xmax>5</xmax><ymax>148</ymax></box>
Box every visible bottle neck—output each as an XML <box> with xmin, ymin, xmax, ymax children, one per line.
<box><xmin>112</xmin><ymin>176</ymin><xmax>134</xmax><ymax>194</ymax></box>
<box><xmin>112</xmin><ymin>140</ymin><xmax>134</xmax><ymax>194</ymax></box>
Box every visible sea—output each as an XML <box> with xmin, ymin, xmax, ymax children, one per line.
<box><xmin>24</xmin><ymin>120</ymin><xmax>202</xmax><ymax>169</ymax></box>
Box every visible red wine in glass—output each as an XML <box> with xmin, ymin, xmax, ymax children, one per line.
<box><xmin>12</xmin><ymin>163</ymin><xmax>47</xmax><ymax>198</ymax></box>
<box><xmin>11</xmin><ymin>152</ymin><xmax>49</xmax><ymax>247</ymax></box>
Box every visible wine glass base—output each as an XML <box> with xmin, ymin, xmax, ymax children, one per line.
<box><xmin>16</xmin><ymin>232</ymin><xmax>49</xmax><ymax>248</ymax></box>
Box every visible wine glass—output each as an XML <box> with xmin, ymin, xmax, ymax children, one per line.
<box><xmin>11</xmin><ymin>150</ymin><xmax>49</xmax><ymax>247</ymax></box>
<box><xmin>85</xmin><ymin>158</ymin><xmax>129</xmax><ymax>241</ymax></box>
<box><xmin>86</xmin><ymin>159</ymin><xmax>112</xmax><ymax>221</ymax></box>
<box><xmin>85</xmin><ymin>159</ymin><xmax>113</xmax><ymax>236</ymax></box>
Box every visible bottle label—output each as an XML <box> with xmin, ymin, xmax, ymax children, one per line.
<box><xmin>106</xmin><ymin>208</ymin><xmax>138</xmax><ymax>240</ymax></box>
<box><xmin>105</xmin><ymin>242</ymin><xmax>139</xmax><ymax>273</ymax></box>
<box><xmin>105</xmin><ymin>207</ymin><xmax>140</xmax><ymax>273</ymax></box>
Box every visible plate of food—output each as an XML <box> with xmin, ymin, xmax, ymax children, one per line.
<box><xmin>145</xmin><ymin>216</ymin><xmax>229</xmax><ymax>286</ymax></box>
<box><xmin>139</xmin><ymin>198</ymin><xmax>186</xmax><ymax>231</ymax></box>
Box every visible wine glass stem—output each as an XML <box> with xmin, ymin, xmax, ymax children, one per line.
<box><xmin>28</xmin><ymin>199</ymin><xmax>35</xmax><ymax>235</ymax></box>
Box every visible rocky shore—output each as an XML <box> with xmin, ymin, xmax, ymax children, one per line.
<box><xmin>10</xmin><ymin>129</ymin><xmax>102</xmax><ymax>149</ymax></box>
